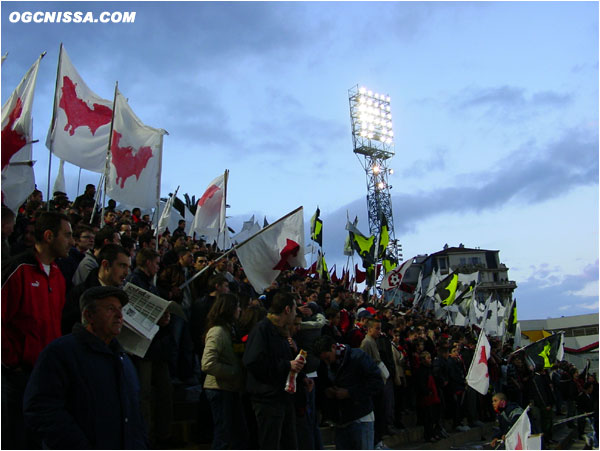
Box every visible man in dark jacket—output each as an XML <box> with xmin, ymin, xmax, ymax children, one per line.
<box><xmin>23</xmin><ymin>286</ymin><xmax>148</xmax><ymax>449</ymax></box>
<box><xmin>490</xmin><ymin>392</ymin><xmax>524</xmax><ymax>448</ymax></box>
<box><xmin>242</xmin><ymin>291</ymin><xmax>309</xmax><ymax>449</ymax></box>
<box><xmin>314</xmin><ymin>334</ymin><xmax>384</xmax><ymax>449</ymax></box>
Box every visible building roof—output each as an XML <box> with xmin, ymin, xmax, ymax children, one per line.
<box><xmin>520</xmin><ymin>313</ymin><xmax>598</xmax><ymax>331</ymax></box>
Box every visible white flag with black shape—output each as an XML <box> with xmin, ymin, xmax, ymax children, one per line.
<box><xmin>105</xmin><ymin>88</ymin><xmax>167</xmax><ymax>209</ymax></box>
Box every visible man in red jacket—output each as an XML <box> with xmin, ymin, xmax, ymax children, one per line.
<box><xmin>1</xmin><ymin>211</ymin><xmax>73</xmax><ymax>449</ymax></box>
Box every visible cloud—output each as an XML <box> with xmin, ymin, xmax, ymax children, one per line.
<box><xmin>451</xmin><ymin>85</ymin><xmax>573</xmax><ymax>121</ymax></box>
<box><xmin>514</xmin><ymin>260</ymin><xmax>598</xmax><ymax>319</ymax></box>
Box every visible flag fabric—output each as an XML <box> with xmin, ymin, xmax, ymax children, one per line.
<box><xmin>354</xmin><ymin>264</ymin><xmax>366</xmax><ymax>284</ymax></box>
<box><xmin>316</xmin><ymin>251</ymin><xmax>329</xmax><ymax>281</ymax></box>
<box><xmin>52</xmin><ymin>159</ymin><xmax>66</xmax><ymax>195</ymax></box>
<box><xmin>466</xmin><ymin>331</ymin><xmax>491</xmax><ymax>395</ymax></box>
<box><xmin>232</xmin><ymin>215</ymin><xmax>261</xmax><ymax>244</ymax></box>
<box><xmin>381</xmin><ymin>258</ymin><xmax>413</xmax><ymax>290</ymax></box>
<box><xmin>378</xmin><ymin>215</ymin><xmax>390</xmax><ymax>257</ymax></box>
<box><xmin>507</xmin><ymin>299</ymin><xmax>518</xmax><ymax>335</ymax></box>
<box><xmin>310</xmin><ymin>207</ymin><xmax>323</xmax><ymax>247</ymax></box>
<box><xmin>435</xmin><ymin>272</ymin><xmax>459</xmax><ymax>306</ymax></box>
<box><xmin>343</xmin><ymin>216</ymin><xmax>357</xmax><ymax>256</ymax></box>
<box><xmin>190</xmin><ymin>172</ymin><xmax>227</xmax><ymax>239</ymax></box>
<box><xmin>1</xmin><ymin>53</ymin><xmax>44</xmax><ymax>212</ymax></box>
<box><xmin>505</xmin><ymin>406</ymin><xmax>531</xmax><ymax>450</ymax></box>
<box><xmin>235</xmin><ymin>207</ymin><xmax>306</xmax><ymax>294</ymax></box>
<box><xmin>157</xmin><ymin>187</ymin><xmax>179</xmax><ymax>235</ymax></box>
<box><xmin>105</xmin><ymin>89</ymin><xmax>166</xmax><ymax>208</ymax></box>
<box><xmin>346</xmin><ymin>220</ymin><xmax>376</xmax><ymax>268</ymax></box>
<box><xmin>46</xmin><ymin>45</ymin><xmax>113</xmax><ymax>173</ymax></box>
<box><xmin>2</xmin><ymin>53</ymin><xmax>43</xmax><ymax>171</ymax></box>
<box><xmin>520</xmin><ymin>333</ymin><xmax>564</xmax><ymax>371</ymax></box>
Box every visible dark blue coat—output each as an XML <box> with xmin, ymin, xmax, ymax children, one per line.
<box><xmin>317</xmin><ymin>347</ymin><xmax>384</xmax><ymax>425</ymax></box>
<box><xmin>23</xmin><ymin>324</ymin><xmax>148</xmax><ymax>449</ymax></box>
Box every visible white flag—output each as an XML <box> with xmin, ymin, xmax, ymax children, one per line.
<box><xmin>2</xmin><ymin>52</ymin><xmax>43</xmax><ymax>171</ymax></box>
<box><xmin>1</xmin><ymin>53</ymin><xmax>44</xmax><ymax>212</ymax></box>
<box><xmin>52</xmin><ymin>159</ymin><xmax>66</xmax><ymax>195</ymax></box>
<box><xmin>466</xmin><ymin>331</ymin><xmax>491</xmax><ymax>395</ymax></box>
<box><xmin>105</xmin><ymin>88</ymin><xmax>166</xmax><ymax>209</ymax></box>
<box><xmin>157</xmin><ymin>187</ymin><xmax>179</xmax><ymax>235</ymax></box>
<box><xmin>236</xmin><ymin>207</ymin><xmax>306</xmax><ymax>294</ymax></box>
<box><xmin>381</xmin><ymin>258</ymin><xmax>413</xmax><ymax>290</ymax></box>
<box><xmin>46</xmin><ymin>45</ymin><xmax>113</xmax><ymax>173</ymax></box>
<box><xmin>505</xmin><ymin>406</ymin><xmax>531</xmax><ymax>450</ymax></box>
<box><xmin>190</xmin><ymin>172</ymin><xmax>227</xmax><ymax>238</ymax></box>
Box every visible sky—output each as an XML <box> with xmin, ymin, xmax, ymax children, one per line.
<box><xmin>1</xmin><ymin>1</ymin><xmax>598</xmax><ymax>320</ymax></box>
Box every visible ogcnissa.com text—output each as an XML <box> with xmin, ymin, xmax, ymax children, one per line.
<box><xmin>8</xmin><ymin>11</ymin><xmax>136</xmax><ymax>24</ymax></box>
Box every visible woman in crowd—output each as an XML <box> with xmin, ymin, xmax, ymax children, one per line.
<box><xmin>201</xmin><ymin>293</ymin><xmax>248</xmax><ymax>449</ymax></box>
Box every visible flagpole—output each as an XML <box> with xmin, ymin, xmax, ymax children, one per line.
<box><xmin>76</xmin><ymin>167</ymin><xmax>82</xmax><ymax>196</ymax></box>
<box><xmin>42</xmin><ymin>47</ymin><xmax>62</xmax><ymax>211</ymax></box>
<box><xmin>220</xmin><ymin>169</ymin><xmax>229</xmax><ymax>251</ymax></box>
<box><xmin>89</xmin><ymin>173</ymin><xmax>103</xmax><ymax>224</ymax></box>
<box><xmin>100</xmin><ymin>81</ymin><xmax>119</xmax><ymax>228</ymax></box>
<box><xmin>179</xmin><ymin>206</ymin><xmax>303</xmax><ymax>290</ymax></box>
<box><xmin>154</xmin><ymin>133</ymin><xmax>165</xmax><ymax>248</ymax></box>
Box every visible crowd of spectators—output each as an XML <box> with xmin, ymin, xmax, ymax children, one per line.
<box><xmin>1</xmin><ymin>187</ymin><xmax>598</xmax><ymax>450</ymax></box>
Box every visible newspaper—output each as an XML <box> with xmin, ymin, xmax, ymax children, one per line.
<box><xmin>117</xmin><ymin>282</ymin><xmax>182</xmax><ymax>358</ymax></box>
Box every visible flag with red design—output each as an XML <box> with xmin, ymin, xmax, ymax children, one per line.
<box><xmin>105</xmin><ymin>89</ymin><xmax>166</xmax><ymax>208</ymax></box>
<box><xmin>466</xmin><ymin>331</ymin><xmax>491</xmax><ymax>395</ymax></box>
<box><xmin>2</xmin><ymin>53</ymin><xmax>43</xmax><ymax>171</ymax></box>
<box><xmin>380</xmin><ymin>257</ymin><xmax>413</xmax><ymax>290</ymax></box>
<box><xmin>505</xmin><ymin>406</ymin><xmax>531</xmax><ymax>450</ymax></box>
<box><xmin>46</xmin><ymin>45</ymin><xmax>113</xmax><ymax>172</ymax></box>
<box><xmin>236</xmin><ymin>207</ymin><xmax>306</xmax><ymax>293</ymax></box>
<box><xmin>190</xmin><ymin>171</ymin><xmax>228</xmax><ymax>241</ymax></box>
<box><xmin>1</xmin><ymin>53</ymin><xmax>44</xmax><ymax>212</ymax></box>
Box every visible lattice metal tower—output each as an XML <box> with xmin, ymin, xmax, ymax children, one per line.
<box><xmin>348</xmin><ymin>85</ymin><xmax>402</xmax><ymax>275</ymax></box>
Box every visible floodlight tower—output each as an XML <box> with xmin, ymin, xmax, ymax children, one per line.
<box><xmin>348</xmin><ymin>85</ymin><xmax>402</xmax><ymax>278</ymax></box>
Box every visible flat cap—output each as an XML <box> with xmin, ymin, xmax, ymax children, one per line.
<box><xmin>80</xmin><ymin>286</ymin><xmax>129</xmax><ymax>312</ymax></box>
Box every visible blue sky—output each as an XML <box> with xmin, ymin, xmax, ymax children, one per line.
<box><xmin>2</xmin><ymin>1</ymin><xmax>598</xmax><ymax>320</ymax></box>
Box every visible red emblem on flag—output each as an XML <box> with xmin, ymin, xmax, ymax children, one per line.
<box><xmin>197</xmin><ymin>184</ymin><xmax>221</xmax><ymax>207</ymax></box>
<box><xmin>59</xmin><ymin>76</ymin><xmax>112</xmax><ymax>136</ymax></box>
<box><xmin>273</xmin><ymin>239</ymin><xmax>300</xmax><ymax>271</ymax></box>
<box><xmin>478</xmin><ymin>344</ymin><xmax>489</xmax><ymax>377</ymax></box>
<box><xmin>110</xmin><ymin>131</ymin><xmax>153</xmax><ymax>188</ymax></box>
<box><xmin>1</xmin><ymin>98</ymin><xmax>26</xmax><ymax>170</ymax></box>
<box><xmin>515</xmin><ymin>433</ymin><xmax>523</xmax><ymax>450</ymax></box>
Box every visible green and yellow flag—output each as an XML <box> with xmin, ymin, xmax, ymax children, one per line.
<box><xmin>435</xmin><ymin>273</ymin><xmax>459</xmax><ymax>306</ymax></box>
<box><xmin>310</xmin><ymin>207</ymin><xmax>323</xmax><ymax>247</ymax></box>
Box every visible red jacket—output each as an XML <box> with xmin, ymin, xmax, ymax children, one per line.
<box><xmin>2</xmin><ymin>250</ymin><xmax>66</xmax><ymax>368</ymax></box>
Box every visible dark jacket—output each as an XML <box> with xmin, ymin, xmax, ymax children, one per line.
<box><xmin>316</xmin><ymin>346</ymin><xmax>384</xmax><ymax>425</ymax></box>
<box><xmin>23</xmin><ymin>324</ymin><xmax>148</xmax><ymax>449</ymax></box>
<box><xmin>495</xmin><ymin>402</ymin><xmax>524</xmax><ymax>438</ymax></box>
<box><xmin>61</xmin><ymin>267</ymin><xmax>101</xmax><ymax>335</ymax></box>
<box><xmin>242</xmin><ymin>316</ymin><xmax>300</xmax><ymax>401</ymax></box>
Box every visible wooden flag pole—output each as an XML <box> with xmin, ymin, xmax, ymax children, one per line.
<box><xmin>180</xmin><ymin>206</ymin><xmax>303</xmax><ymax>290</ymax></box>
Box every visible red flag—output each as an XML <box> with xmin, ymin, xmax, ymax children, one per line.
<box><xmin>355</xmin><ymin>264</ymin><xmax>366</xmax><ymax>284</ymax></box>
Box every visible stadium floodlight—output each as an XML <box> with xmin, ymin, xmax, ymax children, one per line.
<box><xmin>348</xmin><ymin>85</ymin><xmax>394</xmax><ymax>159</ymax></box>
<box><xmin>348</xmin><ymin>84</ymin><xmax>402</xmax><ymax>289</ymax></box>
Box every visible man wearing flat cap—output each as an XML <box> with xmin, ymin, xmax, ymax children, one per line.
<box><xmin>23</xmin><ymin>286</ymin><xmax>148</xmax><ymax>449</ymax></box>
